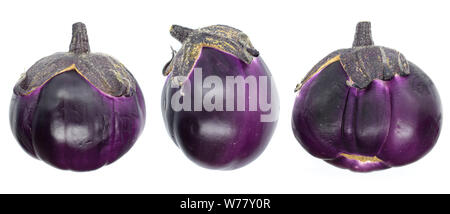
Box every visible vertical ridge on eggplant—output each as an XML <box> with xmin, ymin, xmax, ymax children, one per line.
<box><xmin>9</xmin><ymin>23</ymin><xmax>146</xmax><ymax>171</ymax></box>
<box><xmin>292</xmin><ymin>21</ymin><xmax>442</xmax><ymax>172</ymax></box>
<box><xmin>292</xmin><ymin>61</ymin><xmax>348</xmax><ymax>159</ymax></box>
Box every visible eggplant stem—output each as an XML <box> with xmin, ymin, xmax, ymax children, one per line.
<box><xmin>69</xmin><ymin>22</ymin><xmax>90</xmax><ymax>54</ymax></box>
<box><xmin>352</xmin><ymin>21</ymin><xmax>374</xmax><ymax>47</ymax></box>
<box><xmin>170</xmin><ymin>25</ymin><xmax>193</xmax><ymax>43</ymax></box>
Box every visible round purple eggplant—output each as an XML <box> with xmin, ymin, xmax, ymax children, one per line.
<box><xmin>9</xmin><ymin>23</ymin><xmax>146</xmax><ymax>171</ymax></box>
<box><xmin>292</xmin><ymin>22</ymin><xmax>442</xmax><ymax>172</ymax></box>
<box><xmin>161</xmin><ymin>25</ymin><xmax>279</xmax><ymax>170</ymax></box>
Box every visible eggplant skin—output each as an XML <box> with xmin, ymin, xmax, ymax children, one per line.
<box><xmin>10</xmin><ymin>70</ymin><xmax>146</xmax><ymax>171</ymax></box>
<box><xmin>162</xmin><ymin>47</ymin><xmax>279</xmax><ymax>170</ymax></box>
<box><xmin>292</xmin><ymin>61</ymin><xmax>442</xmax><ymax>172</ymax></box>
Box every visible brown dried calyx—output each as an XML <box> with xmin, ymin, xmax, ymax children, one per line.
<box><xmin>162</xmin><ymin>24</ymin><xmax>260</xmax><ymax>78</ymax></box>
<box><xmin>296</xmin><ymin>21</ymin><xmax>410</xmax><ymax>92</ymax></box>
<box><xmin>14</xmin><ymin>22</ymin><xmax>137</xmax><ymax>97</ymax></box>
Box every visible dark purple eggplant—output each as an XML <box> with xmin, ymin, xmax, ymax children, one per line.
<box><xmin>292</xmin><ymin>22</ymin><xmax>442</xmax><ymax>172</ymax></box>
<box><xmin>162</xmin><ymin>25</ymin><xmax>279</xmax><ymax>170</ymax></box>
<box><xmin>9</xmin><ymin>23</ymin><xmax>146</xmax><ymax>171</ymax></box>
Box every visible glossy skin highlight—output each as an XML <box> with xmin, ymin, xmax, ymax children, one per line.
<box><xmin>292</xmin><ymin>61</ymin><xmax>441</xmax><ymax>172</ymax></box>
<box><xmin>162</xmin><ymin>47</ymin><xmax>279</xmax><ymax>170</ymax></box>
<box><xmin>10</xmin><ymin>70</ymin><xmax>146</xmax><ymax>171</ymax></box>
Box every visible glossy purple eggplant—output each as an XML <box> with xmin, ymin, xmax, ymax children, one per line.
<box><xmin>292</xmin><ymin>22</ymin><xmax>442</xmax><ymax>172</ymax></box>
<box><xmin>162</xmin><ymin>25</ymin><xmax>279</xmax><ymax>170</ymax></box>
<box><xmin>9</xmin><ymin>23</ymin><xmax>146</xmax><ymax>171</ymax></box>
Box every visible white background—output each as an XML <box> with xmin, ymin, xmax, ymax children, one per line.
<box><xmin>0</xmin><ymin>0</ymin><xmax>449</xmax><ymax>193</ymax></box>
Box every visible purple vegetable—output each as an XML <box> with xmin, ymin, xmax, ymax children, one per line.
<box><xmin>162</xmin><ymin>25</ymin><xmax>279</xmax><ymax>170</ymax></box>
<box><xmin>9</xmin><ymin>23</ymin><xmax>146</xmax><ymax>171</ymax></box>
<box><xmin>292</xmin><ymin>22</ymin><xmax>442</xmax><ymax>172</ymax></box>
